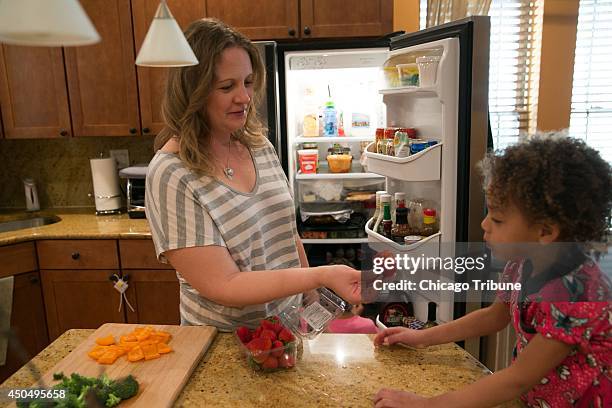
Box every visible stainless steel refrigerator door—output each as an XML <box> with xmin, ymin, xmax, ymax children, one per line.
<box><xmin>254</xmin><ymin>41</ymin><xmax>282</xmax><ymax>164</ymax></box>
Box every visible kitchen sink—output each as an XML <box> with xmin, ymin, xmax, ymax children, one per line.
<box><xmin>0</xmin><ymin>215</ymin><xmax>61</xmax><ymax>233</ymax></box>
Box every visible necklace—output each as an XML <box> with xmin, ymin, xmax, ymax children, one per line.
<box><xmin>223</xmin><ymin>139</ymin><xmax>234</xmax><ymax>180</ymax></box>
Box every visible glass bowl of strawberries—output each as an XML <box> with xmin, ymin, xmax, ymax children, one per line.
<box><xmin>235</xmin><ymin>316</ymin><xmax>299</xmax><ymax>371</ymax></box>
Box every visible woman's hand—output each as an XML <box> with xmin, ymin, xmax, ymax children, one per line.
<box><xmin>317</xmin><ymin>264</ymin><xmax>361</xmax><ymax>304</ymax></box>
<box><xmin>373</xmin><ymin>388</ymin><xmax>429</xmax><ymax>408</ymax></box>
<box><xmin>373</xmin><ymin>327</ymin><xmax>430</xmax><ymax>348</ymax></box>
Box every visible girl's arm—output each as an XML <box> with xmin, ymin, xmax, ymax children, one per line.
<box><xmin>375</xmin><ymin>302</ymin><xmax>511</xmax><ymax>348</ymax></box>
<box><xmin>165</xmin><ymin>244</ymin><xmax>359</xmax><ymax>306</ymax></box>
<box><xmin>424</xmin><ymin>301</ymin><xmax>511</xmax><ymax>345</ymax></box>
<box><xmin>374</xmin><ymin>333</ymin><xmax>573</xmax><ymax>408</ymax></box>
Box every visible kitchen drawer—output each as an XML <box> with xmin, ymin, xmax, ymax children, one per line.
<box><xmin>37</xmin><ymin>240</ymin><xmax>119</xmax><ymax>269</ymax></box>
<box><xmin>0</xmin><ymin>242</ymin><xmax>37</xmax><ymax>278</ymax></box>
<box><xmin>119</xmin><ymin>239</ymin><xmax>173</xmax><ymax>270</ymax></box>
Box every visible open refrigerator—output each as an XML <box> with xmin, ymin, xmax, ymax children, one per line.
<box><xmin>276</xmin><ymin>16</ymin><xmax>490</xmax><ymax>324</ymax></box>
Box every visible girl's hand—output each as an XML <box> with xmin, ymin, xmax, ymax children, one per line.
<box><xmin>373</xmin><ymin>388</ymin><xmax>429</xmax><ymax>408</ymax></box>
<box><xmin>373</xmin><ymin>327</ymin><xmax>429</xmax><ymax>348</ymax></box>
<box><xmin>317</xmin><ymin>264</ymin><xmax>361</xmax><ymax>304</ymax></box>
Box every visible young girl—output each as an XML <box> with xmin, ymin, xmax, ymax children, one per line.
<box><xmin>373</xmin><ymin>136</ymin><xmax>611</xmax><ymax>408</ymax></box>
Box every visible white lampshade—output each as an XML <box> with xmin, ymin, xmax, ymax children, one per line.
<box><xmin>135</xmin><ymin>0</ymin><xmax>198</xmax><ymax>67</ymax></box>
<box><xmin>0</xmin><ymin>0</ymin><xmax>100</xmax><ymax>46</ymax></box>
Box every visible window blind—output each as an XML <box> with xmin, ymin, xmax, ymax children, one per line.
<box><xmin>569</xmin><ymin>0</ymin><xmax>612</xmax><ymax>163</ymax></box>
<box><xmin>420</xmin><ymin>0</ymin><xmax>543</xmax><ymax>150</ymax></box>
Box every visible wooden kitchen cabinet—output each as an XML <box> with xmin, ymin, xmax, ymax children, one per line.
<box><xmin>204</xmin><ymin>0</ymin><xmax>392</xmax><ymax>40</ymax></box>
<box><xmin>0</xmin><ymin>46</ymin><xmax>72</xmax><ymax>139</ymax></box>
<box><xmin>119</xmin><ymin>240</ymin><xmax>180</xmax><ymax>325</ymax></box>
<box><xmin>132</xmin><ymin>0</ymin><xmax>206</xmax><ymax>135</ymax></box>
<box><xmin>37</xmin><ymin>240</ymin><xmax>125</xmax><ymax>340</ymax></box>
<box><xmin>0</xmin><ymin>243</ymin><xmax>49</xmax><ymax>383</ymax></box>
<box><xmin>205</xmin><ymin>0</ymin><xmax>300</xmax><ymax>40</ymax></box>
<box><xmin>64</xmin><ymin>0</ymin><xmax>141</xmax><ymax>137</ymax></box>
<box><xmin>300</xmin><ymin>0</ymin><xmax>393</xmax><ymax>39</ymax></box>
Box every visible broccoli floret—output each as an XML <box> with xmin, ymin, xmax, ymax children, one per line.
<box><xmin>109</xmin><ymin>375</ymin><xmax>139</xmax><ymax>400</ymax></box>
<box><xmin>53</xmin><ymin>372</ymin><xmax>66</xmax><ymax>381</ymax></box>
<box><xmin>40</xmin><ymin>371</ymin><xmax>139</xmax><ymax>408</ymax></box>
<box><xmin>105</xmin><ymin>394</ymin><xmax>122</xmax><ymax>407</ymax></box>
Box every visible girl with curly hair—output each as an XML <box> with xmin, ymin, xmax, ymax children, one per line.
<box><xmin>374</xmin><ymin>135</ymin><xmax>611</xmax><ymax>408</ymax></box>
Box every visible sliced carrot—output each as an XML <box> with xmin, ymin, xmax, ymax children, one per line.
<box><xmin>120</xmin><ymin>334</ymin><xmax>138</xmax><ymax>343</ymax></box>
<box><xmin>97</xmin><ymin>350</ymin><xmax>119</xmax><ymax>364</ymax></box>
<box><xmin>88</xmin><ymin>345</ymin><xmax>109</xmax><ymax>360</ymax></box>
<box><xmin>141</xmin><ymin>343</ymin><xmax>160</xmax><ymax>361</ymax></box>
<box><xmin>127</xmin><ymin>346</ymin><xmax>145</xmax><ymax>362</ymax></box>
<box><xmin>89</xmin><ymin>326</ymin><xmax>173</xmax><ymax>364</ymax></box>
<box><xmin>95</xmin><ymin>335</ymin><xmax>115</xmax><ymax>346</ymax></box>
<box><xmin>156</xmin><ymin>342</ymin><xmax>172</xmax><ymax>354</ymax></box>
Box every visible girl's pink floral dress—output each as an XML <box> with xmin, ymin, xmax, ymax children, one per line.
<box><xmin>498</xmin><ymin>254</ymin><xmax>611</xmax><ymax>408</ymax></box>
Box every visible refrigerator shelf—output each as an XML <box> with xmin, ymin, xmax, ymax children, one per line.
<box><xmin>296</xmin><ymin>161</ymin><xmax>384</xmax><ymax>180</ymax></box>
<box><xmin>301</xmin><ymin>238</ymin><xmax>369</xmax><ymax>244</ymax></box>
<box><xmin>364</xmin><ymin>142</ymin><xmax>442</xmax><ymax>181</ymax></box>
<box><xmin>378</xmin><ymin>85</ymin><xmax>437</xmax><ymax>95</ymax></box>
<box><xmin>296</xmin><ymin>172</ymin><xmax>384</xmax><ymax>180</ymax></box>
<box><xmin>294</xmin><ymin>136</ymin><xmax>374</xmax><ymax>144</ymax></box>
<box><xmin>365</xmin><ymin>217</ymin><xmax>441</xmax><ymax>255</ymax></box>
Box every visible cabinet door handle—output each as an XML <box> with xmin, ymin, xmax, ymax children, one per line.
<box><xmin>60</xmin><ymin>129</ymin><xmax>68</xmax><ymax>137</ymax></box>
<box><xmin>288</xmin><ymin>28</ymin><xmax>296</xmax><ymax>36</ymax></box>
<box><xmin>71</xmin><ymin>252</ymin><xmax>80</xmax><ymax>260</ymax></box>
<box><xmin>304</xmin><ymin>26</ymin><xmax>311</xmax><ymax>35</ymax></box>
<box><xmin>29</xmin><ymin>275</ymin><xmax>39</xmax><ymax>284</ymax></box>
<box><xmin>129</xmin><ymin>128</ymin><xmax>137</xmax><ymax>134</ymax></box>
<box><xmin>142</xmin><ymin>127</ymin><xmax>150</xmax><ymax>134</ymax></box>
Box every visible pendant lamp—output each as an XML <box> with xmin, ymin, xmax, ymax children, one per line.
<box><xmin>135</xmin><ymin>0</ymin><xmax>198</xmax><ymax>67</ymax></box>
<box><xmin>0</xmin><ymin>0</ymin><xmax>100</xmax><ymax>47</ymax></box>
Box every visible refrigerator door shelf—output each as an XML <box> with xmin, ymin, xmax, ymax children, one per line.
<box><xmin>301</xmin><ymin>238</ymin><xmax>369</xmax><ymax>244</ymax></box>
<box><xmin>294</xmin><ymin>136</ymin><xmax>374</xmax><ymax>144</ymax></box>
<box><xmin>365</xmin><ymin>218</ymin><xmax>441</xmax><ymax>255</ymax></box>
<box><xmin>364</xmin><ymin>142</ymin><xmax>442</xmax><ymax>181</ymax></box>
<box><xmin>379</xmin><ymin>85</ymin><xmax>437</xmax><ymax>96</ymax></box>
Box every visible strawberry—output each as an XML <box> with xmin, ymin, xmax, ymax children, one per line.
<box><xmin>247</xmin><ymin>337</ymin><xmax>272</xmax><ymax>364</ymax></box>
<box><xmin>260</xmin><ymin>319</ymin><xmax>276</xmax><ymax>331</ymax></box>
<box><xmin>271</xmin><ymin>340</ymin><xmax>284</xmax><ymax>357</ymax></box>
<box><xmin>260</xmin><ymin>329</ymin><xmax>277</xmax><ymax>342</ymax></box>
<box><xmin>278</xmin><ymin>353</ymin><xmax>295</xmax><ymax>368</ymax></box>
<box><xmin>261</xmin><ymin>355</ymin><xmax>279</xmax><ymax>369</ymax></box>
<box><xmin>252</xmin><ymin>326</ymin><xmax>263</xmax><ymax>339</ymax></box>
<box><xmin>265</xmin><ymin>315</ymin><xmax>281</xmax><ymax>325</ymax></box>
<box><xmin>236</xmin><ymin>326</ymin><xmax>252</xmax><ymax>344</ymax></box>
<box><xmin>278</xmin><ymin>328</ymin><xmax>295</xmax><ymax>343</ymax></box>
<box><xmin>271</xmin><ymin>323</ymin><xmax>284</xmax><ymax>335</ymax></box>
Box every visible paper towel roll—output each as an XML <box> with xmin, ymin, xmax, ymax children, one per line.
<box><xmin>90</xmin><ymin>157</ymin><xmax>122</xmax><ymax>212</ymax></box>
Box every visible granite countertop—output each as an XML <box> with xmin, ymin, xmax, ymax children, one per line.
<box><xmin>1</xmin><ymin>330</ymin><xmax>522</xmax><ymax>407</ymax></box>
<box><xmin>0</xmin><ymin>209</ymin><xmax>151</xmax><ymax>246</ymax></box>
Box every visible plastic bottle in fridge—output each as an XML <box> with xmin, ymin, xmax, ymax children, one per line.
<box><xmin>323</xmin><ymin>101</ymin><xmax>338</xmax><ymax>137</ymax></box>
<box><xmin>302</xmin><ymin>86</ymin><xmax>320</xmax><ymax>137</ymax></box>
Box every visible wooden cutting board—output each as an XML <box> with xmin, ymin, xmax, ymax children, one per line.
<box><xmin>28</xmin><ymin>323</ymin><xmax>217</xmax><ymax>407</ymax></box>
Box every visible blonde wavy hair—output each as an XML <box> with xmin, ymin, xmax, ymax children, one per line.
<box><xmin>155</xmin><ymin>18</ymin><xmax>267</xmax><ymax>175</ymax></box>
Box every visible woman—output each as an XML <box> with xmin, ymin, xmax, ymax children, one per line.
<box><xmin>145</xmin><ymin>18</ymin><xmax>361</xmax><ymax>331</ymax></box>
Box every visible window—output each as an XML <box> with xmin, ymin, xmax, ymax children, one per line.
<box><xmin>420</xmin><ymin>0</ymin><xmax>543</xmax><ymax>151</ymax></box>
<box><xmin>569</xmin><ymin>0</ymin><xmax>612</xmax><ymax>163</ymax></box>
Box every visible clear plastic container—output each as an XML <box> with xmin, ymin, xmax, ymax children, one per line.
<box><xmin>397</xmin><ymin>63</ymin><xmax>419</xmax><ymax>86</ymax></box>
<box><xmin>278</xmin><ymin>287</ymin><xmax>348</xmax><ymax>340</ymax></box>
<box><xmin>416</xmin><ymin>56</ymin><xmax>441</xmax><ymax>87</ymax></box>
<box><xmin>234</xmin><ymin>317</ymin><xmax>299</xmax><ymax>372</ymax></box>
<box><xmin>234</xmin><ymin>288</ymin><xmax>347</xmax><ymax>372</ymax></box>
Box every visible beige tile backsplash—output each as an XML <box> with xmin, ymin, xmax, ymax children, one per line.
<box><xmin>0</xmin><ymin>137</ymin><xmax>155</xmax><ymax>209</ymax></box>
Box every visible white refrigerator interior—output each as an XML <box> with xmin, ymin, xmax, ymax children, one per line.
<box><xmin>284</xmin><ymin>48</ymin><xmax>389</xmax><ymax>244</ymax></box>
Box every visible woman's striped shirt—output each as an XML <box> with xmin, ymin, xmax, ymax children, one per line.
<box><xmin>145</xmin><ymin>139</ymin><xmax>301</xmax><ymax>331</ymax></box>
